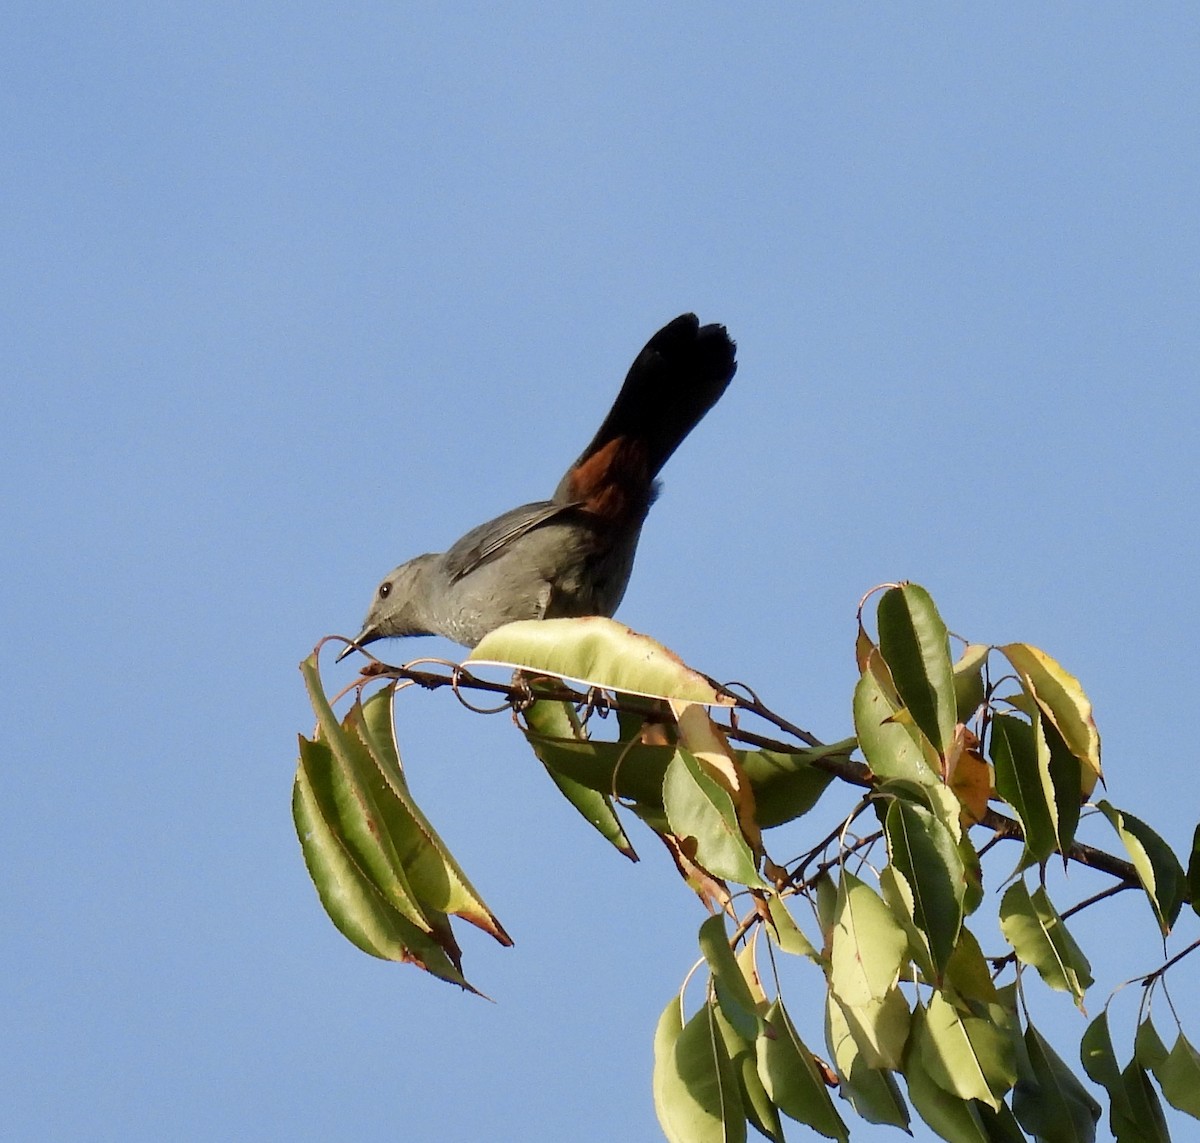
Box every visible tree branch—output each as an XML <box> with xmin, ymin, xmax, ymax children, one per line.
<box><xmin>346</xmin><ymin>653</ymin><xmax>1143</xmax><ymax>889</ymax></box>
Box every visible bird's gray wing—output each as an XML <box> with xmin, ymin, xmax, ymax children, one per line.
<box><xmin>443</xmin><ymin>499</ymin><xmax>584</xmax><ymax>583</ymax></box>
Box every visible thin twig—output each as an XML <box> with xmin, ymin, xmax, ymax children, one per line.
<box><xmin>1060</xmin><ymin>882</ymin><xmax>1133</xmax><ymax>921</ymax></box>
<box><xmin>720</xmin><ymin>686</ymin><xmax>823</xmax><ymax>747</ymax></box>
<box><xmin>1140</xmin><ymin>935</ymin><xmax>1200</xmax><ymax>987</ymax></box>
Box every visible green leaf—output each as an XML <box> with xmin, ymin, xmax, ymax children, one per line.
<box><xmin>1038</xmin><ymin>711</ymin><xmax>1083</xmax><ymax>858</ymax></box>
<box><xmin>829</xmin><ymin>871</ymin><xmax>908</xmax><ymax>1006</ymax></box>
<box><xmin>674</xmin><ymin>1001</ymin><xmax>746</xmax><ymax>1143</ymax></box>
<box><xmin>293</xmin><ymin>737</ymin><xmax>472</xmax><ymax>989</ymax></box>
<box><xmin>1188</xmin><ymin>823</ymin><xmax>1200</xmax><ymax>920</ymax></box>
<box><xmin>296</xmin><ymin>726</ymin><xmax>427</xmax><ymax>932</ymax></box>
<box><xmin>853</xmin><ymin>667</ymin><xmax>939</xmax><ymax>785</ymax></box>
<box><xmin>960</xmin><ymin>830</ymin><xmax>985</xmax><ymax>916</ymax></box>
<box><xmin>302</xmin><ymin>658</ymin><xmax>509</xmax><ymax>943</ymax></box>
<box><xmin>1119</xmin><ymin>1061</ymin><xmax>1170</xmax><ymax>1142</ymax></box>
<box><xmin>998</xmin><ymin>881</ymin><xmax>1092</xmax><ymax>1006</ymax></box>
<box><xmin>521</xmin><ymin>730</ymin><xmax>672</xmax><ymax>805</ymax></box>
<box><xmin>656</xmin><ymin>997</ymin><xmax>749</xmax><ymax>1143</ymax></box>
<box><xmin>663</xmin><ymin>749</ymin><xmax>766</xmax><ymax>888</ymax></box>
<box><xmin>358</xmin><ymin>684</ymin><xmax>407</xmax><ymax>788</ymax></box>
<box><xmin>1000</xmin><ymin>642</ymin><xmax>1102</xmax><ymax>790</ymax></box>
<box><xmin>523</xmin><ymin>713</ymin><xmax>836</xmax><ymax>833</ymax></box>
<box><xmin>713</xmin><ymin>1004</ymin><xmax>784</xmax><ymax>1143</ymax></box>
<box><xmin>879</xmin><ymin>863</ymin><xmax>935</xmax><ymax>981</ymax></box>
<box><xmin>1082</xmin><ymin>1016</ymin><xmax>1163</xmax><ymax>1142</ymax></box>
<box><xmin>830</xmin><ymin>985</ymin><xmax>911</xmax><ymax>1071</ymax></box>
<box><xmin>943</xmin><ymin>927</ymin><xmax>1000</xmax><ymax>1005</ymax></box>
<box><xmin>469</xmin><ymin>616</ymin><xmax>734</xmax><ymax>705</ymax></box>
<box><xmin>824</xmin><ymin>997</ymin><xmax>911</xmax><ymax>1129</ymax></box>
<box><xmin>905</xmin><ymin>1006</ymin><xmax>992</xmax><ymax>1142</ymax></box>
<box><xmin>1095</xmin><ymin>800</ymin><xmax>1185</xmax><ymax>935</ymax></box>
<box><xmin>1135</xmin><ymin>1017</ymin><xmax>1170</xmax><ymax>1072</ymax></box>
<box><xmin>989</xmin><ymin>714</ymin><xmax>1057</xmax><ymax>863</ymax></box>
<box><xmin>961</xmin><ymin>1004</ymin><xmax>1018</xmax><ymax>1102</ymax></box>
<box><xmin>877</xmin><ymin>583</ymin><xmax>957</xmax><ymax>755</ymax></box>
<box><xmin>522</xmin><ymin>695</ymin><xmax>637</xmax><ymax>860</ymax></box>
<box><xmin>346</xmin><ymin>708</ymin><xmax>508</xmax><ymax>941</ymax></box>
<box><xmin>974</xmin><ymin>1101</ymin><xmax>1028</xmax><ymax>1142</ymax></box>
<box><xmin>765</xmin><ymin>893</ymin><xmax>820</xmax><ymax>961</ymax></box>
<box><xmin>814</xmin><ymin>872</ymin><xmax>838</xmax><ymax>941</ymax></box>
<box><xmin>699</xmin><ymin>915</ymin><xmax>761</xmax><ymax>1042</ymax></box>
<box><xmin>918</xmin><ymin>992</ymin><xmax>1013</xmax><ymax>1109</ymax></box>
<box><xmin>953</xmin><ymin>642</ymin><xmax>990</xmax><ymax>723</ymax></box>
<box><xmin>543</xmin><ymin>763</ymin><xmax>637</xmax><ymax>859</ymax></box>
<box><xmin>1080</xmin><ymin>1011</ymin><xmax>1137</xmax><ymax>1139</ymax></box>
<box><xmin>736</xmin><ymin>746</ymin><xmax>837</xmax><ymax>829</ymax></box>
<box><xmin>653</xmin><ymin>996</ymin><xmax>688</xmax><ymax>1141</ymax></box>
<box><xmin>299</xmin><ymin>665</ymin><xmax>427</xmax><ymax>926</ymax></box>
<box><xmin>1013</xmin><ymin>1021</ymin><xmax>1101</xmax><ymax>1142</ymax></box>
<box><xmin>1157</xmin><ymin>1032</ymin><xmax>1200</xmax><ymax>1119</ymax></box>
<box><xmin>756</xmin><ymin>999</ymin><xmax>848</xmax><ymax>1140</ymax></box>
<box><xmin>883</xmin><ymin>797</ymin><xmax>965</xmax><ymax>982</ymax></box>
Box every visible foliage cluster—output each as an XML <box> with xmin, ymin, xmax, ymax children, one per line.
<box><xmin>295</xmin><ymin>584</ymin><xmax>1200</xmax><ymax>1141</ymax></box>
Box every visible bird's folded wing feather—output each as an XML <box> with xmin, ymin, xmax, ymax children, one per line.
<box><xmin>444</xmin><ymin>500</ymin><xmax>584</xmax><ymax>583</ymax></box>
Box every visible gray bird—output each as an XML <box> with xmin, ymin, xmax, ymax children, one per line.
<box><xmin>339</xmin><ymin>313</ymin><xmax>736</xmax><ymax>657</ymax></box>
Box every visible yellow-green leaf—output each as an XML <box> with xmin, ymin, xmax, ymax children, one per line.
<box><xmin>824</xmin><ymin>997</ymin><xmax>911</xmax><ymax>1129</ymax></box>
<box><xmin>674</xmin><ymin>1001</ymin><xmax>747</xmax><ymax>1143</ymax></box>
<box><xmin>831</xmin><ymin>986</ymin><xmax>911</xmax><ymax>1071</ymax></box>
<box><xmin>954</xmin><ymin>643</ymin><xmax>990</xmax><ymax>723</ymax></box>
<box><xmin>653</xmin><ymin>996</ymin><xmax>688</xmax><ymax>1141</ymax></box>
<box><xmin>943</xmin><ymin>927</ymin><xmax>999</xmax><ymax>1006</ymax></box>
<box><xmin>699</xmin><ymin>914</ymin><xmax>760</xmax><ymax>1042</ymax></box>
<box><xmin>663</xmin><ymin>749</ymin><xmax>766</xmax><ymax>888</ymax></box>
<box><xmin>469</xmin><ymin>616</ymin><xmax>733</xmax><ymax>704</ymax></box>
<box><xmin>1157</xmin><ymin>1032</ymin><xmax>1200</xmax><ymax>1119</ymax></box>
<box><xmin>1000</xmin><ymin>643</ymin><xmax>1101</xmax><ymax>788</ymax></box>
<box><xmin>757</xmin><ymin>999</ymin><xmax>848</xmax><ymax>1140</ymax></box>
<box><xmin>830</xmin><ymin>871</ymin><xmax>908</xmax><ymax>1006</ymax></box>
<box><xmin>999</xmin><ymin>881</ymin><xmax>1092</xmax><ymax>1006</ymax></box>
<box><xmin>920</xmin><ymin>992</ymin><xmax>1015</xmax><ymax>1109</ymax></box>
<box><xmin>854</xmin><ymin>666</ymin><xmax>939</xmax><ymax>786</ymax></box>
<box><xmin>299</xmin><ymin>656</ymin><xmax>510</xmax><ymax>953</ymax></box>
<box><xmin>905</xmin><ymin>1005</ymin><xmax>993</xmax><ymax>1142</ymax></box>
<box><xmin>292</xmin><ymin>738</ymin><xmax>472</xmax><ymax>990</ymax></box>
<box><xmin>765</xmin><ymin>893</ymin><xmax>820</xmax><ymax>961</ymax></box>
<box><xmin>1095</xmin><ymin>800</ymin><xmax>1185</xmax><ymax>936</ymax></box>
<box><xmin>1038</xmin><ymin>710</ymin><xmax>1083</xmax><ymax>859</ymax></box>
<box><xmin>879</xmin><ymin>864</ymin><xmax>935</xmax><ymax>980</ymax></box>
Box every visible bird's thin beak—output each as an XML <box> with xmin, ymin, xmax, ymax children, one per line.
<box><xmin>335</xmin><ymin>627</ymin><xmax>378</xmax><ymax>663</ymax></box>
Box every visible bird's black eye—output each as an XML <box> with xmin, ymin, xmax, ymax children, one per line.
<box><xmin>379</xmin><ymin>582</ymin><xmax>392</xmax><ymax>599</ymax></box>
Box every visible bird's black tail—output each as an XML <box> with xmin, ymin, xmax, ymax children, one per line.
<box><xmin>555</xmin><ymin>314</ymin><xmax>737</xmax><ymax>518</ymax></box>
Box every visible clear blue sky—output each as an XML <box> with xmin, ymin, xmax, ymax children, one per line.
<box><xmin>5</xmin><ymin>5</ymin><xmax>1198</xmax><ymax>1141</ymax></box>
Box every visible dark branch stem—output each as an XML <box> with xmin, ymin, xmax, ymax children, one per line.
<box><xmin>1142</xmin><ymin>935</ymin><xmax>1200</xmax><ymax>985</ymax></box>
<box><xmin>1060</xmin><ymin>882</ymin><xmax>1133</xmax><ymax>921</ymax></box>
<box><xmin>978</xmin><ymin>807</ymin><xmax>1140</xmax><ymax>886</ymax></box>
<box><xmin>723</xmin><ymin>688</ymin><xmax>823</xmax><ymax>747</ymax></box>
